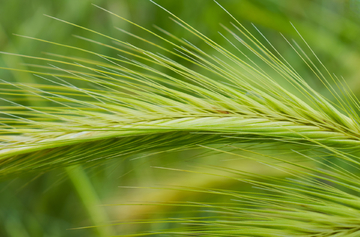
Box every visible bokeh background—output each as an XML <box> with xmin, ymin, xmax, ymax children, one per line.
<box><xmin>0</xmin><ymin>0</ymin><xmax>360</xmax><ymax>236</ymax></box>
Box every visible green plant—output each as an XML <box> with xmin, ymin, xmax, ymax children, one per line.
<box><xmin>1</xmin><ymin>0</ymin><xmax>360</xmax><ymax>236</ymax></box>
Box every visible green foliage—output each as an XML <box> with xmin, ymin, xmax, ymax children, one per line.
<box><xmin>1</xmin><ymin>0</ymin><xmax>360</xmax><ymax>236</ymax></box>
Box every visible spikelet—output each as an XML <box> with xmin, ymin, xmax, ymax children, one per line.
<box><xmin>2</xmin><ymin>1</ymin><xmax>360</xmax><ymax>236</ymax></box>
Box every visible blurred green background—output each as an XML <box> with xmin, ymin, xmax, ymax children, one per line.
<box><xmin>1</xmin><ymin>0</ymin><xmax>360</xmax><ymax>236</ymax></box>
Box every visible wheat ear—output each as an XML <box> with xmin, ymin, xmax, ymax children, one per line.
<box><xmin>0</xmin><ymin>4</ymin><xmax>359</xmax><ymax>176</ymax></box>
